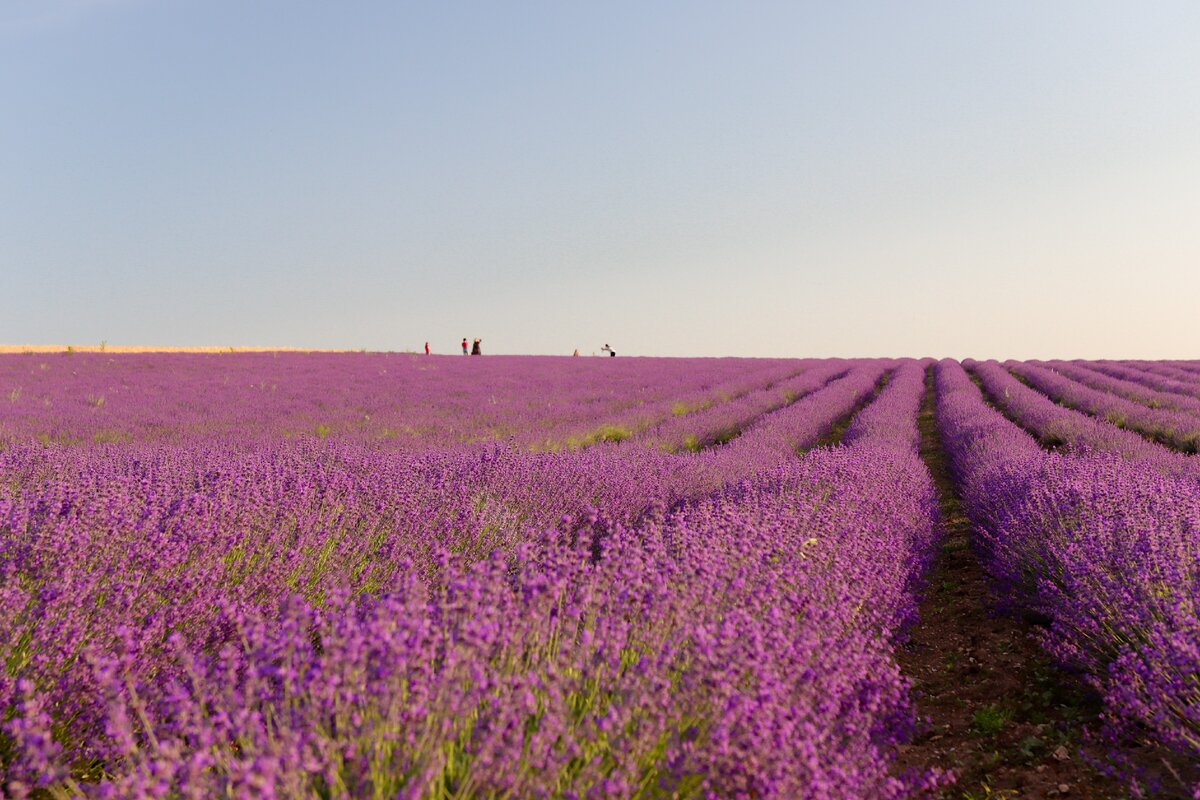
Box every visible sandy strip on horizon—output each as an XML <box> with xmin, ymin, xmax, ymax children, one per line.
<box><xmin>0</xmin><ymin>345</ymin><xmax>349</xmax><ymax>354</ymax></box>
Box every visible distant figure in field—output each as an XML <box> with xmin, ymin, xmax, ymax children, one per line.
<box><xmin>572</xmin><ymin>348</ymin><xmax>580</xmax><ymax>357</ymax></box>
<box><xmin>471</xmin><ymin>338</ymin><xmax>482</xmax><ymax>356</ymax></box>
<box><xmin>601</xmin><ymin>343</ymin><xmax>616</xmax><ymax>357</ymax></box>
<box><xmin>461</xmin><ymin>338</ymin><xmax>468</xmax><ymax>355</ymax></box>
<box><xmin>424</xmin><ymin>341</ymin><xmax>430</xmax><ymax>355</ymax></box>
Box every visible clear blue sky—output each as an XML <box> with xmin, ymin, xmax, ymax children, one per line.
<box><xmin>3</xmin><ymin>1</ymin><xmax>1199</xmax><ymax>358</ymax></box>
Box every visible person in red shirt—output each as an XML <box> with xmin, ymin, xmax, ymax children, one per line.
<box><xmin>424</xmin><ymin>341</ymin><xmax>430</xmax><ymax>355</ymax></box>
<box><xmin>461</xmin><ymin>338</ymin><xmax>468</xmax><ymax>355</ymax></box>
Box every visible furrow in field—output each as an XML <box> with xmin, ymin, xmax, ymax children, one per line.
<box><xmin>891</xmin><ymin>363</ymin><xmax>1127</xmax><ymax>798</ymax></box>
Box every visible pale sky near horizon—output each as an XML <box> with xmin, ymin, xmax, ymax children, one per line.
<box><xmin>3</xmin><ymin>1</ymin><xmax>1198</xmax><ymax>359</ymax></box>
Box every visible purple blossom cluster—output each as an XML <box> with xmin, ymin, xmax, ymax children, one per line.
<box><xmin>0</xmin><ymin>354</ymin><xmax>947</xmax><ymax>798</ymax></box>
<box><xmin>934</xmin><ymin>360</ymin><xmax>1200</xmax><ymax>793</ymax></box>
<box><xmin>1008</xmin><ymin>361</ymin><xmax>1200</xmax><ymax>453</ymax></box>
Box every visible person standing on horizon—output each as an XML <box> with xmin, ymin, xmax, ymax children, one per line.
<box><xmin>601</xmin><ymin>343</ymin><xmax>616</xmax><ymax>357</ymax></box>
<box><xmin>471</xmin><ymin>338</ymin><xmax>482</xmax><ymax>356</ymax></box>
<box><xmin>424</xmin><ymin>341</ymin><xmax>430</xmax><ymax>355</ymax></box>
<box><xmin>461</xmin><ymin>338</ymin><xmax>468</xmax><ymax>355</ymax></box>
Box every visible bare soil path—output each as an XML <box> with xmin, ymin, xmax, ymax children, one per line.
<box><xmin>893</xmin><ymin>368</ymin><xmax>1129</xmax><ymax>799</ymax></box>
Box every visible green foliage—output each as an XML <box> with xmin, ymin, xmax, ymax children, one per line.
<box><xmin>596</xmin><ymin>425</ymin><xmax>631</xmax><ymax>443</ymax></box>
<box><xmin>92</xmin><ymin>430</ymin><xmax>131</xmax><ymax>445</ymax></box>
<box><xmin>1017</xmin><ymin>735</ymin><xmax>1044</xmax><ymax>761</ymax></box>
<box><xmin>972</xmin><ymin>704</ymin><xmax>1011</xmax><ymax>736</ymax></box>
<box><xmin>577</xmin><ymin>425</ymin><xmax>632</xmax><ymax>447</ymax></box>
<box><xmin>962</xmin><ymin>781</ymin><xmax>1018</xmax><ymax>800</ymax></box>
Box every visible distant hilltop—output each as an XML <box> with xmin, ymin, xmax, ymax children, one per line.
<box><xmin>0</xmin><ymin>345</ymin><xmax>344</xmax><ymax>354</ymax></box>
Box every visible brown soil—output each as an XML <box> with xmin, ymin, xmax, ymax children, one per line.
<box><xmin>892</xmin><ymin>368</ymin><xmax>1132</xmax><ymax>799</ymax></box>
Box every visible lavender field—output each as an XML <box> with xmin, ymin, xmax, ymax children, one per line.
<box><xmin>1</xmin><ymin>353</ymin><xmax>1198</xmax><ymax>798</ymax></box>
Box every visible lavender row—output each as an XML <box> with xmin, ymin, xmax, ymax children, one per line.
<box><xmin>1079</xmin><ymin>361</ymin><xmax>1200</xmax><ymax>404</ymax></box>
<box><xmin>842</xmin><ymin>360</ymin><xmax>930</xmax><ymax>452</ymax></box>
<box><xmin>1161</xmin><ymin>360</ymin><xmax>1200</xmax><ymax>379</ymax></box>
<box><xmin>637</xmin><ymin>361</ymin><xmax>848</xmax><ymax>452</ymax></box>
<box><xmin>837</xmin><ymin>358</ymin><xmax>942</xmax><ymax>633</ymax></box>
<box><xmin>1045</xmin><ymin>361</ymin><xmax>1200</xmax><ymax>418</ymax></box>
<box><xmin>541</xmin><ymin>359</ymin><xmax>814</xmax><ymax>450</ymax></box>
<box><xmin>1115</xmin><ymin>360</ymin><xmax>1200</xmax><ymax>388</ymax></box>
<box><xmin>965</xmin><ymin>359</ymin><xmax>1200</xmax><ymax>479</ymax></box>
<box><xmin>935</xmin><ymin>360</ymin><xmax>1200</xmax><ymax>793</ymax></box>
<box><xmin>1008</xmin><ymin>360</ymin><xmax>1200</xmax><ymax>453</ymax></box>
<box><xmin>716</xmin><ymin>361</ymin><xmax>891</xmax><ymax>466</ymax></box>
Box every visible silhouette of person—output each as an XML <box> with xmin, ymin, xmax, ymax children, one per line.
<box><xmin>424</xmin><ymin>341</ymin><xmax>430</xmax><ymax>355</ymax></box>
<box><xmin>572</xmin><ymin>349</ymin><xmax>580</xmax><ymax>357</ymax></box>
<box><xmin>471</xmin><ymin>338</ymin><xmax>482</xmax><ymax>356</ymax></box>
<box><xmin>601</xmin><ymin>343</ymin><xmax>616</xmax><ymax>357</ymax></box>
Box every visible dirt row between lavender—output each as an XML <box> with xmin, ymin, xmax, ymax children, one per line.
<box><xmin>891</xmin><ymin>368</ymin><xmax>1129</xmax><ymax>799</ymax></box>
